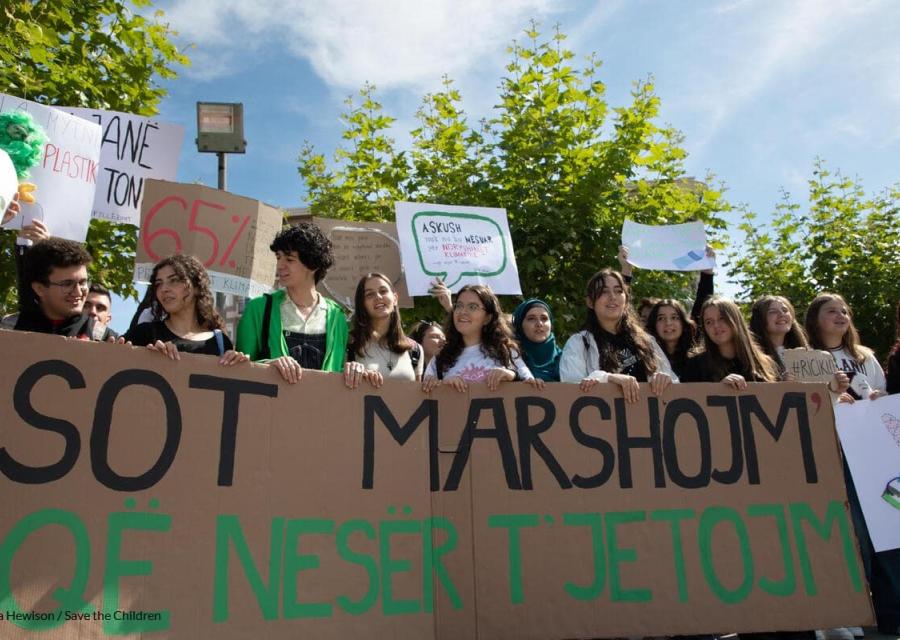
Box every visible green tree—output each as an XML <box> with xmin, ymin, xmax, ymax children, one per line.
<box><xmin>0</xmin><ymin>0</ymin><xmax>189</xmax><ymax>310</ymax></box>
<box><xmin>299</xmin><ymin>23</ymin><xmax>730</xmax><ymax>335</ymax></box>
<box><xmin>298</xmin><ymin>83</ymin><xmax>409</xmax><ymax>222</ymax></box>
<box><xmin>728</xmin><ymin>159</ymin><xmax>900</xmax><ymax>359</ymax></box>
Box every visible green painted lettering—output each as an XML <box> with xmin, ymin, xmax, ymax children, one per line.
<box><xmin>650</xmin><ymin>508</ymin><xmax>695</xmax><ymax>602</ymax></box>
<box><xmin>488</xmin><ymin>514</ymin><xmax>539</xmax><ymax>604</ymax></box>
<box><xmin>282</xmin><ymin>518</ymin><xmax>334</xmax><ymax>619</ymax></box>
<box><xmin>380</xmin><ymin>519</ymin><xmax>422</xmax><ymax>615</ymax></box>
<box><xmin>335</xmin><ymin>519</ymin><xmax>379</xmax><ymax>615</ymax></box>
<box><xmin>422</xmin><ymin>517</ymin><xmax>461</xmax><ymax>611</ymax></box>
<box><xmin>789</xmin><ymin>501</ymin><xmax>862</xmax><ymax>595</ymax></box>
<box><xmin>605</xmin><ymin>511</ymin><xmax>652</xmax><ymax>602</ymax></box>
<box><xmin>747</xmin><ymin>504</ymin><xmax>795</xmax><ymax>596</ymax></box>
<box><xmin>562</xmin><ymin>512</ymin><xmax>605</xmax><ymax>600</ymax></box>
<box><xmin>698</xmin><ymin>506</ymin><xmax>753</xmax><ymax>604</ymax></box>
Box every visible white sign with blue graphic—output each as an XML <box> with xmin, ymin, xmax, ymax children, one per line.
<box><xmin>620</xmin><ymin>219</ymin><xmax>715</xmax><ymax>272</ymax></box>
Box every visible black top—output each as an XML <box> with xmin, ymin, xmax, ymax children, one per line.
<box><xmin>887</xmin><ymin>349</ymin><xmax>900</xmax><ymax>395</ymax></box>
<box><xmin>590</xmin><ymin>328</ymin><xmax>649</xmax><ymax>382</ymax></box>
<box><xmin>14</xmin><ymin>308</ymin><xmax>96</xmax><ymax>339</ymax></box>
<box><xmin>682</xmin><ymin>351</ymin><xmax>764</xmax><ymax>383</ymax></box>
<box><xmin>125</xmin><ymin>321</ymin><xmax>231</xmax><ymax>356</ymax></box>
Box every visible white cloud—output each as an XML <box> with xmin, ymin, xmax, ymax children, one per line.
<box><xmin>161</xmin><ymin>0</ymin><xmax>555</xmax><ymax>89</ymax></box>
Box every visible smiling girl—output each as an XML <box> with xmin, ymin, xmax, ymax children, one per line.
<box><xmin>512</xmin><ymin>299</ymin><xmax>562</xmax><ymax>382</ymax></box>
<box><xmin>682</xmin><ymin>297</ymin><xmax>778</xmax><ymax>388</ymax></box>
<box><xmin>560</xmin><ymin>269</ymin><xmax>675</xmax><ymax>402</ymax></box>
<box><xmin>645</xmin><ymin>299</ymin><xmax>697</xmax><ymax>380</ymax></box>
<box><xmin>124</xmin><ymin>254</ymin><xmax>247</xmax><ymax>364</ymax></box>
<box><xmin>421</xmin><ymin>285</ymin><xmax>538</xmax><ymax>393</ymax></box>
<box><xmin>804</xmin><ymin>293</ymin><xmax>886</xmax><ymax>401</ymax></box>
<box><xmin>344</xmin><ymin>273</ymin><xmax>422</xmax><ymax>388</ymax></box>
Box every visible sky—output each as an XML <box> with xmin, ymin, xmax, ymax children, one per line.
<box><xmin>110</xmin><ymin>0</ymin><xmax>900</xmax><ymax>333</ymax></box>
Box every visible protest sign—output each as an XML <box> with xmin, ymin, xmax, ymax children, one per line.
<box><xmin>835</xmin><ymin>395</ymin><xmax>900</xmax><ymax>552</ymax></box>
<box><xmin>313</xmin><ymin>216</ymin><xmax>413</xmax><ymax>309</ymax></box>
<box><xmin>621</xmin><ymin>219</ymin><xmax>715</xmax><ymax>271</ymax></box>
<box><xmin>396</xmin><ymin>202</ymin><xmax>522</xmax><ymax>295</ymax></box>
<box><xmin>65</xmin><ymin>107</ymin><xmax>184</xmax><ymax>226</ymax></box>
<box><xmin>0</xmin><ymin>331</ymin><xmax>872</xmax><ymax>639</ymax></box>
<box><xmin>0</xmin><ymin>150</ymin><xmax>16</xmax><ymax>215</ymax></box>
<box><xmin>0</xmin><ymin>93</ymin><xmax>101</xmax><ymax>242</ymax></box>
<box><xmin>782</xmin><ymin>349</ymin><xmax>838</xmax><ymax>383</ymax></box>
<box><xmin>134</xmin><ymin>180</ymin><xmax>282</xmax><ymax>297</ymax></box>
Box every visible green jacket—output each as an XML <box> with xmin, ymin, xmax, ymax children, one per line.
<box><xmin>236</xmin><ymin>289</ymin><xmax>348</xmax><ymax>373</ymax></box>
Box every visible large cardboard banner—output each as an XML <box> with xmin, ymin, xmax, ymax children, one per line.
<box><xmin>313</xmin><ymin>217</ymin><xmax>413</xmax><ymax>310</ymax></box>
<box><xmin>65</xmin><ymin>107</ymin><xmax>184</xmax><ymax>226</ymax></box>
<box><xmin>396</xmin><ymin>201</ymin><xmax>522</xmax><ymax>295</ymax></box>
<box><xmin>835</xmin><ymin>395</ymin><xmax>900</xmax><ymax>552</ymax></box>
<box><xmin>0</xmin><ymin>93</ymin><xmax>102</xmax><ymax>242</ymax></box>
<box><xmin>0</xmin><ymin>331</ymin><xmax>872</xmax><ymax>639</ymax></box>
<box><xmin>134</xmin><ymin>180</ymin><xmax>282</xmax><ymax>298</ymax></box>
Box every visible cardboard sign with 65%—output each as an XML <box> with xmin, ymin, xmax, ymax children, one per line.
<box><xmin>395</xmin><ymin>202</ymin><xmax>522</xmax><ymax>295</ymax></box>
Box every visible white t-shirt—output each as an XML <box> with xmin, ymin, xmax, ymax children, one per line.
<box><xmin>827</xmin><ymin>346</ymin><xmax>886</xmax><ymax>398</ymax></box>
<box><xmin>352</xmin><ymin>341</ymin><xmax>423</xmax><ymax>382</ymax></box>
<box><xmin>424</xmin><ymin>344</ymin><xmax>533</xmax><ymax>382</ymax></box>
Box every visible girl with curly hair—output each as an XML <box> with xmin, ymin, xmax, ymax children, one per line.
<box><xmin>124</xmin><ymin>254</ymin><xmax>247</xmax><ymax>364</ymax></box>
<box><xmin>645</xmin><ymin>298</ymin><xmax>698</xmax><ymax>380</ymax></box>
<box><xmin>421</xmin><ymin>284</ymin><xmax>540</xmax><ymax>393</ymax></box>
<box><xmin>683</xmin><ymin>297</ymin><xmax>778</xmax><ymax>387</ymax></box>
<box><xmin>560</xmin><ymin>269</ymin><xmax>676</xmax><ymax>402</ymax></box>
<box><xmin>344</xmin><ymin>273</ymin><xmax>423</xmax><ymax>388</ymax></box>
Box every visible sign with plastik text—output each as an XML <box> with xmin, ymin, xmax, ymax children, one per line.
<box><xmin>65</xmin><ymin>107</ymin><xmax>184</xmax><ymax>226</ymax></box>
<box><xmin>313</xmin><ymin>216</ymin><xmax>413</xmax><ymax>309</ymax></box>
<box><xmin>0</xmin><ymin>331</ymin><xmax>872</xmax><ymax>639</ymax></box>
<box><xmin>135</xmin><ymin>180</ymin><xmax>282</xmax><ymax>297</ymax></box>
<box><xmin>0</xmin><ymin>93</ymin><xmax>101</xmax><ymax>242</ymax></box>
<box><xmin>396</xmin><ymin>201</ymin><xmax>522</xmax><ymax>295</ymax></box>
<box><xmin>835</xmin><ymin>395</ymin><xmax>900</xmax><ymax>552</ymax></box>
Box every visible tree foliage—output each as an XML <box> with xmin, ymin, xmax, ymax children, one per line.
<box><xmin>0</xmin><ymin>0</ymin><xmax>189</xmax><ymax>310</ymax></box>
<box><xmin>728</xmin><ymin>159</ymin><xmax>900</xmax><ymax>360</ymax></box>
<box><xmin>298</xmin><ymin>23</ymin><xmax>730</xmax><ymax>336</ymax></box>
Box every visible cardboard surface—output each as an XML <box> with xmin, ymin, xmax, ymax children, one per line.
<box><xmin>312</xmin><ymin>217</ymin><xmax>412</xmax><ymax>309</ymax></box>
<box><xmin>0</xmin><ymin>331</ymin><xmax>873</xmax><ymax>638</ymax></box>
<box><xmin>134</xmin><ymin>180</ymin><xmax>282</xmax><ymax>297</ymax></box>
<box><xmin>782</xmin><ymin>348</ymin><xmax>838</xmax><ymax>383</ymax></box>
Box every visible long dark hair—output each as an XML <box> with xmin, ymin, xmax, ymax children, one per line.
<box><xmin>347</xmin><ymin>273</ymin><xmax>411</xmax><ymax>358</ymax></box>
<box><xmin>435</xmin><ymin>284</ymin><xmax>518</xmax><ymax>378</ymax></box>
<box><xmin>804</xmin><ymin>292</ymin><xmax>871</xmax><ymax>364</ymax></box>
<box><xmin>891</xmin><ymin>300</ymin><xmax>900</xmax><ymax>357</ymax></box>
<box><xmin>699</xmin><ymin>297</ymin><xmax>777</xmax><ymax>382</ymax></box>
<box><xmin>749</xmin><ymin>295</ymin><xmax>809</xmax><ymax>369</ymax></box>
<box><xmin>583</xmin><ymin>269</ymin><xmax>658</xmax><ymax>375</ymax></box>
<box><xmin>646</xmin><ymin>299</ymin><xmax>697</xmax><ymax>358</ymax></box>
<box><xmin>149</xmin><ymin>254</ymin><xmax>224</xmax><ymax>331</ymax></box>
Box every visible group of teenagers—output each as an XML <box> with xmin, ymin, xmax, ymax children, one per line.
<box><xmin>8</xmin><ymin>217</ymin><xmax>900</xmax><ymax>637</ymax></box>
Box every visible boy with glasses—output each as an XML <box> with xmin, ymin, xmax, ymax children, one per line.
<box><xmin>14</xmin><ymin>237</ymin><xmax>110</xmax><ymax>340</ymax></box>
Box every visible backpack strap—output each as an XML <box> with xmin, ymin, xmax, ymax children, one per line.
<box><xmin>214</xmin><ymin>329</ymin><xmax>225</xmax><ymax>356</ymax></box>
<box><xmin>260</xmin><ymin>293</ymin><xmax>273</xmax><ymax>360</ymax></box>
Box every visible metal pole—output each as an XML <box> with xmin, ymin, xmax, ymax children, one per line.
<box><xmin>217</xmin><ymin>152</ymin><xmax>226</xmax><ymax>190</ymax></box>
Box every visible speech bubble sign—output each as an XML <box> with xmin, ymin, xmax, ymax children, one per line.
<box><xmin>412</xmin><ymin>211</ymin><xmax>507</xmax><ymax>288</ymax></box>
<box><xmin>396</xmin><ymin>202</ymin><xmax>522</xmax><ymax>295</ymax></box>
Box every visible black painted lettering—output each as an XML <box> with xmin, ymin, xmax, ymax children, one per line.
<box><xmin>515</xmin><ymin>396</ymin><xmax>570</xmax><ymax>490</ymax></box>
<box><xmin>362</xmin><ymin>396</ymin><xmax>439</xmax><ymax>490</ymax></box>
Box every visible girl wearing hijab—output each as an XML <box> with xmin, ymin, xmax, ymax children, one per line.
<box><xmin>512</xmin><ymin>299</ymin><xmax>561</xmax><ymax>382</ymax></box>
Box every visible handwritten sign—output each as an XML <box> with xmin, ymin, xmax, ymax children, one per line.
<box><xmin>621</xmin><ymin>219</ymin><xmax>715</xmax><ymax>272</ymax></box>
<box><xmin>396</xmin><ymin>201</ymin><xmax>522</xmax><ymax>294</ymax></box>
<box><xmin>65</xmin><ymin>107</ymin><xmax>184</xmax><ymax>226</ymax></box>
<box><xmin>0</xmin><ymin>331</ymin><xmax>872</xmax><ymax>639</ymax></box>
<box><xmin>835</xmin><ymin>395</ymin><xmax>900</xmax><ymax>552</ymax></box>
<box><xmin>134</xmin><ymin>180</ymin><xmax>282</xmax><ymax>297</ymax></box>
<box><xmin>0</xmin><ymin>93</ymin><xmax>101</xmax><ymax>242</ymax></box>
<box><xmin>313</xmin><ymin>216</ymin><xmax>412</xmax><ymax>309</ymax></box>
<box><xmin>0</xmin><ymin>149</ymin><xmax>16</xmax><ymax>216</ymax></box>
<box><xmin>782</xmin><ymin>348</ymin><xmax>838</xmax><ymax>383</ymax></box>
